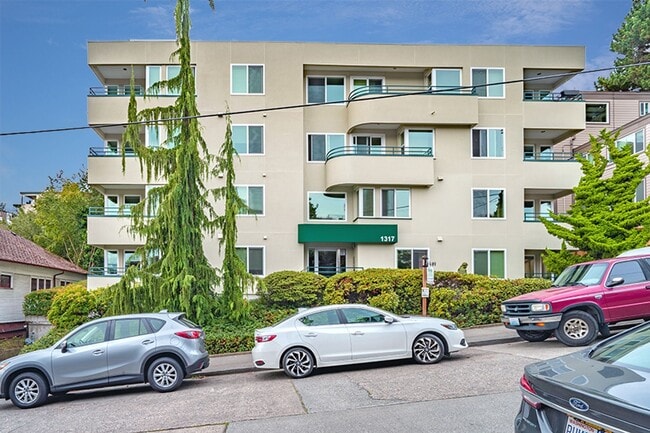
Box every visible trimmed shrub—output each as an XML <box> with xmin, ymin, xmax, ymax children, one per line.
<box><xmin>20</xmin><ymin>327</ymin><xmax>69</xmax><ymax>354</ymax></box>
<box><xmin>47</xmin><ymin>283</ymin><xmax>108</xmax><ymax>329</ymax></box>
<box><xmin>368</xmin><ymin>291</ymin><xmax>399</xmax><ymax>311</ymax></box>
<box><xmin>23</xmin><ymin>287</ymin><xmax>63</xmax><ymax>316</ymax></box>
<box><xmin>259</xmin><ymin>271</ymin><xmax>327</xmax><ymax>308</ymax></box>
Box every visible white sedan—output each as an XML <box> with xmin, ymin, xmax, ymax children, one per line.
<box><xmin>252</xmin><ymin>304</ymin><xmax>468</xmax><ymax>378</ymax></box>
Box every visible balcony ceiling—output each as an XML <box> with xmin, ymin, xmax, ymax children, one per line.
<box><xmin>93</xmin><ymin>65</ymin><xmax>146</xmax><ymax>81</ymax></box>
<box><xmin>525</xmin><ymin>128</ymin><xmax>573</xmax><ymax>141</ymax></box>
<box><xmin>524</xmin><ymin>68</ymin><xmax>580</xmax><ymax>89</ymax></box>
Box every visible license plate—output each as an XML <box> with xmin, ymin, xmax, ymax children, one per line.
<box><xmin>509</xmin><ymin>317</ymin><xmax>520</xmax><ymax>326</ymax></box>
<box><xmin>565</xmin><ymin>416</ymin><xmax>612</xmax><ymax>433</ymax></box>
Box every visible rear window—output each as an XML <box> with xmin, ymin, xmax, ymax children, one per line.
<box><xmin>175</xmin><ymin>315</ymin><xmax>200</xmax><ymax>329</ymax></box>
<box><xmin>147</xmin><ymin>318</ymin><xmax>166</xmax><ymax>332</ymax></box>
<box><xmin>590</xmin><ymin>324</ymin><xmax>650</xmax><ymax>372</ymax></box>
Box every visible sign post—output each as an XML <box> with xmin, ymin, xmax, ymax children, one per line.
<box><xmin>421</xmin><ymin>256</ymin><xmax>429</xmax><ymax>316</ymax></box>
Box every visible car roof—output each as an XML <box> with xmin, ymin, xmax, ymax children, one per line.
<box><xmin>617</xmin><ymin>247</ymin><xmax>650</xmax><ymax>257</ymax></box>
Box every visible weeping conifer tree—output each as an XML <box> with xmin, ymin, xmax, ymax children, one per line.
<box><xmin>111</xmin><ymin>0</ymin><xmax>219</xmax><ymax>325</ymax></box>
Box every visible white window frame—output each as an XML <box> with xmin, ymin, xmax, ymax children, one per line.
<box><xmin>307</xmin><ymin>191</ymin><xmax>347</xmax><ymax>222</ymax></box>
<box><xmin>585</xmin><ymin>102</ymin><xmax>609</xmax><ymax>124</ymax></box>
<box><xmin>350</xmin><ymin>76</ymin><xmax>385</xmax><ymax>95</ymax></box>
<box><xmin>306</xmin><ymin>76</ymin><xmax>346</xmax><ymax>104</ymax></box>
<box><xmin>358</xmin><ymin>187</ymin><xmax>375</xmax><ymax>218</ymax></box>
<box><xmin>395</xmin><ymin>248</ymin><xmax>429</xmax><ymax>269</ymax></box>
<box><xmin>471</xmin><ymin>128</ymin><xmax>505</xmax><ymax>159</ymax></box>
<box><xmin>146</xmin><ymin>65</ymin><xmax>162</xmax><ymax>95</ymax></box>
<box><xmin>472</xmin><ymin>249</ymin><xmax>507</xmax><ymax>278</ymax></box>
<box><xmin>236</xmin><ymin>185</ymin><xmax>265</xmax><ymax>216</ymax></box>
<box><xmin>166</xmin><ymin>65</ymin><xmax>181</xmax><ymax>95</ymax></box>
<box><xmin>472</xmin><ymin>188</ymin><xmax>506</xmax><ymax>219</ymax></box>
<box><xmin>428</xmin><ymin>68</ymin><xmax>462</xmax><ymax>93</ymax></box>
<box><xmin>380</xmin><ymin>188</ymin><xmax>411</xmax><ymax>219</ymax></box>
<box><xmin>471</xmin><ymin>67</ymin><xmax>505</xmax><ymax>98</ymax></box>
<box><xmin>232</xmin><ymin>124</ymin><xmax>265</xmax><ymax>155</ymax></box>
<box><xmin>0</xmin><ymin>273</ymin><xmax>12</xmax><ymax>289</ymax></box>
<box><xmin>123</xmin><ymin>195</ymin><xmax>141</xmax><ymax>216</ymax></box>
<box><xmin>230</xmin><ymin>64</ymin><xmax>265</xmax><ymax>95</ymax></box>
<box><xmin>236</xmin><ymin>246</ymin><xmax>265</xmax><ymax>276</ymax></box>
<box><xmin>635</xmin><ymin>181</ymin><xmax>646</xmax><ymax>203</ymax></box>
<box><xmin>307</xmin><ymin>133</ymin><xmax>346</xmax><ymax>162</ymax></box>
<box><xmin>402</xmin><ymin>128</ymin><xmax>435</xmax><ymax>156</ymax></box>
<box><xmin>640</xmin><ymin>102</ymin><xmax>650</xmax><ymax>116</ymax></box>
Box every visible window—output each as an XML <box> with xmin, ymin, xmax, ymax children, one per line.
<box><xmin>352</xmin><ymin>135</ymin><xmax>383</xmax><ymax>154</ymax></box>
<box><xmin>473</xmin><ymin>189</ymin><xmax>505</xmax><ymax>219</ymax></box>
<box><xmin>351</xmin><ymin>77</ymin><xmax>384</xmax><ymax>95</ymax></box>
<box><xmin>235</xmin><ymin>246</ymin><xmax>264</xmax><ymax>275</ymax></box>
<box><xmin>232</xmin><ymin>125</ymin><xmax>264</xmax><ymax>154</ymax></box>
<box><xmin>307</xmin><ymin>133</ymin><xmax>345</xmax><ymax>161</ymax></box>
<box><xmin>472</xmin><ymin>128</ymin><xmax>505</xmax><ymax>158</ymax></box>
<box><xmin>106</xmin><ymin>250</ymin><xmax>118</xmax><ymax>275</ymax></box>
<box><xmin>473</xmin><ymin>250</ymin><xmax>505</xmax><ymax>278</ymax></box>
<box><xmin>30</xmin><ymin>277</ymin><xmax>52</xmax><ymax>292</ymax></box>
<box><xmin>359</xmin><ymin>188</ymin><xmax>374</xmax><ymax>217</ymax></box>
<box><xmin>146</xmin><ymin>125</ymin><xmax>160</xmax><ymax>149</ymax></box>
<box><xmin>640</xmin><ymin>102</ymin><xmax>650</xmax><ymax>116</ymax></box>
<box><xmin>341</xmin><ymin>307</ymin><xmax>385</xmax><ymax>324</ymax></box>
<box><xmin>635</xmin><ymin>182</ymin><xmax>645</xmax><ymax>202</ymax></box>
<box><xmin>299</xmin><ymin>310</ymin><xmax>342</xmax><ymax>326</ymax></box>
<box><xmin>105</xmin><ymin>140</ymin><xmax>119</xmax><ymax>155</ymax></box>
<box><xmin>524</xmin><ymin>200</ymin><xmax>535</xmax><ymax>222</ymax></box>
<box><xmin>0</xmin><ymin>274</ymin><xmax>11</xmax><ymax>289</ymax></box>
<box><xmin>618</xmin><ymin>130</ymin><xmax>646</xmax><ymax>154</ymax></box>
<box><xmin>124</xmin><ymin>250</ymin><xmax>141</xmax><ymax>269</ymax></box>
<box><xmin>381</xmin><ymin>189</ymin><xmax>410</xmax><ymax>218</ymax></box>
<box><xmin>236</xmin><ymin>186</ymin><xmax>264</xmax><ymax>215</ymax></box>
<box><xmin>429</xmin><ymin>69</ymin><xmax>461</xmax><ymax>93</ymax></box>
<box><xmin>308</xmin><ymin>248</ymin><xmax>347</xmax><ymax>276</ymax></box>
<box><xmin>307</xmin><ymin>76</ymin><xmax>345</xmax><ymax>103</ymax></box>
<box><xmin>403</xmin><ymin>129</ymin><xmax>434</xmax><ymax>155</ymax></box>
<box><xmin>124</xmin><ymin>195</ymin><xmax>141</xmax><ymax>215</ymax></box>
<box><xmin>67</xmin><ymin>322</ymin><xmax>108</xmax><ymax>348</ymax></box>
<box><xmin>540</xmin><ymin>201</ymin><xmax>553</xmax><ymax>219</ymax></box>
<box><xmin>166</xmin><ymin>65</ymin><xmax>181</xmax><ymax>95</ymax></box>
<box><xmin>308</xmin><ymin>192</ymin><xmax>346</xmax><ymax>221</ymax></box>
<box><xmin>396</xmin><ymin>249</ymin><xmax>428</xmax><ymax>269</ymax></box>
<box><xmin>231</xmin><ymin>64</ymin><xmax>264</xmax><ymax>94</ymax></box>
<box><xmin>146</xmin><ymin>66</ymin><xmax>162</xmax><ymax>94</ymax></box>
<box><xmin>114</xmin><ymin>319</ymin><xmax>150</xmax><ymax>340</ymax></box>
<box><xmin>472</xmin><ymin>68</ymin><xmax>504</xmax><ymax>97</ymax></box>
<box><xmin>586</xmin><ymin>103</ymin><xmax>608</xmax><ymax>123</ymax></box>
<box><xmin>608</xmin><ymin>260</ymin><xmax>647</xmax><ymax>285</ymax></box>
<box><xmin>105</xmin><ymin>195</ymin><xmax>119</xmax><ymax>215</ymax></box>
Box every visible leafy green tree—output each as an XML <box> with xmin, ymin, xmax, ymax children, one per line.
<box><xmin>214</xmin><ymin>116</ymin><xmax>255</xmax><ymax>321</ymax></box>
<box><xmin>5</xmin><ymin>207</ymin><xmax>40</xmax><ymax>239</ymax></box>
<box><xmin>596</xmin><ymin>0</ymin><xmax>650</xmax><ymax>91</ymax></box>
<box><xmin>111</xmin><ymin>0</ymin><xmax>219</xmax><ymax>325</ymax></box>
<box><xmin>542</xmin><ymin>130</ymin><xmax>650</xmax><ymax>266</ymax></box>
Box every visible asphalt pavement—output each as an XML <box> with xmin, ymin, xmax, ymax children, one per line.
<box><xmin>196</xmin><ymin>323</ymin><xmax>521</xmax><ymax>377</ymax></box>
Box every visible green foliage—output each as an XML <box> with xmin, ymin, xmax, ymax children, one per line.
<box><xmin>258</xmin><ymin>271</ymin><xmax>327</xmax><ymax>308</ymax></box>
<box><xmin>6</xmin><ymin>207</ymin><xmax>41</xmax><ymax>242</ymax></box>
<box><xmin>112</xmin><ymin>0</ymin><xmax>219</xmax><ymax>326</ymax></box>
<box><xmin>0</xmin><ymin>337</ymin><xmax>24</xmax><ymax>361</ymax></box>
<box><xmin>368</xmin><ymin>291</ymin><xmax>400</xmax><ymax>311</ymax></box>
<box><xmin>596</xmin><ymin>0</ymin><xmax>650</xmax><ymax>91</ymax></box>
<box><xmin>428</xmin><ymin>272</ymin><xmax>552</xmax><ymax>327</ymax></box>
<box><xmin>541</xmin><ymin>130</ymin><xmax>650</xmax><ymax>260</ymax></box>
<box><xmin>323</xmin><ymin>269</ymin><xmax>422</xmax><ymax>314</ymax></box>
<box><xmin>48</xmin><ymin>283</ymin><xmax>108</xmax><ymax>329</ymax></box>
<box><xmin>22</xmin><ymin>287</ymin><xmax>63</xmax><ymax>316</ymax></box>
<box><xmin>542</xmin><ymin>242</ymin><xmax>592</xmax><ymax>275</ymax></box>
<box><xmin>20</xmin><ymin>327</ymin><xmax>69</xmax><ymax>354</ymax></box>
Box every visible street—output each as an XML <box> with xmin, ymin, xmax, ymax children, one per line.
<box><xmin>0</xmin><ymin>340</ymin><xmax>578</xmax><ymax>433</ymax></box>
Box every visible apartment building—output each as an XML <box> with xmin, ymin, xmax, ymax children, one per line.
<box><xmin>86</xmin><ymin>41</ymin><xmax>585</xmax><ymax>290</ymax></box>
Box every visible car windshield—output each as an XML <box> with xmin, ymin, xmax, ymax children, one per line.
<box><xmin>590</xmin><ymin>324</ymin><xmax>650</xmax><ymax>372</ymax></box>
<box><xmin>552</xmin><ymin>262</ymin><xmax>608</xmax><ymax>287</ymax></box>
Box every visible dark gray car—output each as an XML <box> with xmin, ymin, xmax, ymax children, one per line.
<box><xmin>515</xmin><ymin>321</ymin><xmax>650</xmax><ymax>433</ymax></box>
<box><xmin>0</xmin><ymin>311</ymin><xmax>209</xmax><ymax>409</ymax></box>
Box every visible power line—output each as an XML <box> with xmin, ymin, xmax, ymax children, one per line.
<box><xmin>1</xmin><ymin>61</ymin><xmax>649</xmax><ymax>137</ymax></box>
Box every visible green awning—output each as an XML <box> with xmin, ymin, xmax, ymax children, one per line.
<box><xmin>298</xmin><ymin>224</ymin><xmax>398</xmax><ymax>244</ymax></box>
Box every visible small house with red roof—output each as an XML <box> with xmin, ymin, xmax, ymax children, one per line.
<box><xmin>0</xmin><ymin>228</ymin><xmax>86</xmax><ymax>338</ymax></box>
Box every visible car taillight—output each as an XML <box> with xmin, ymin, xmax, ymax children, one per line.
<box><xmin>520</xmin><ymin>375</ymin><xmax>542</xmax><ymax>409</ymax></box>
<box><xmin>255</xmin><ymin>334</ymin><xmax>277</xmax><ymax>343</ymax></box>
<box><xmin>175</xmin><ymin>330</ymin><xmax>202</xmax><ymax>339</ymax></box>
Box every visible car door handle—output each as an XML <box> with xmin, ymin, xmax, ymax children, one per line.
<box><xmin>351</xmin><ymin>331</ymin><xmax>364</xmax><ymax>336</ymax></box>
<box><xmin>645</xmin><ymin>285</ymin><xmax>650</xmax><ymax>289</ymax></box>
<box><xmin>92</xmin><ymin>350</ymin><xmax>104</xmax><ymax>356</ymax></box>
<box><xmin>304</xmin><ymin>332</ymin><xmax>318</xmax><ymax>338</ymax></box>
<box><xmin>141</xmin><ymin>339</ymin><xmax>155</xmax><ymax>345</ymax></box>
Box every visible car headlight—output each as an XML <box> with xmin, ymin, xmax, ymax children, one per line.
<box><xmin>500</xmin><ymin>304</ymin><xmax>507</xmax><ymax>313</ymax></box>
<box><xmin>441</xmin><ymin>323</ymin><xmax>458</xmax><ymax>331</ymax></box>
<box><xmin>530</xmin><ymin>303</ymin><xmax>551</xmax><ymax>312</ymax></box>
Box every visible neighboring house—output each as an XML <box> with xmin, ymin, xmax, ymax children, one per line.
<box><xmin>0</xmin><ymin>228</ymin><xmax>86</xmax><ymax>335</ymax></box>
<box><xmin>86</xmin><ymin>41</ymin><xmax>586</xmax><ymax>288</ymax></box>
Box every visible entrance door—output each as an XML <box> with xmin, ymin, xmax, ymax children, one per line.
<box><xmin>309</xmin><ymin>248</ymin><xmax>347</xmax><ymax>276</ymax></box>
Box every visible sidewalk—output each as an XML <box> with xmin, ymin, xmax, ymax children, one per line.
<box><xmin>195</xmin><ymin>323</ymin><xmax>520</xmax><ymax>377</ymax></box>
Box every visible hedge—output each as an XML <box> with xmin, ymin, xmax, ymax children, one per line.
<box><xmin>258</xmin><ymin>271</ymin><xmax>327</xmax><ymax>308</ymax></box>
<box><xmin>23</xmin><ymin>287</ymin><xmax>63</xmax><ymax>316</ymax></box>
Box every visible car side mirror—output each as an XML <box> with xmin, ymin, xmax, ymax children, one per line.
<box><xmin>59</xmin><ymin>340</ymin><xmax>68</xmax><ymax>353</ymax></box>
<box><xmin>383</xmin><ymin>316</ymin><xmax>394</xmax><ymax>324</ymax></box>
<box><xmin>607</xmin><ymin>277</ymin><xmax>625</xmax><ymax>288</ymax></box>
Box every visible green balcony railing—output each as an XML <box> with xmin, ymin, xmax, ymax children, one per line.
<box><xmin>89</xmin><ymin>266</ymin><xmax>126</xmax><ymax>277</ymax></box>
<box><xmin>89</xmin><ymin>147</ymin><xmax>136</xmax><ymax>157</ymax></box>
<box><xmin>348</xmin><ymin>85</ymin><xmax>475</xmax><ymax>102</ymax></box>
<box><xmin>523</xmin><ymin>151</ymin><xmax>575</xmax><ymax>161</ymax></box>
<box><xmin>326</xmin><ymin>145</ymin><xmax>433</xmax><ymax>161</ymax></box>
<box><xmin>523</xmin><ymin>90</ymin><xmax>583</xmax><ymax>101</ymax></box>
<box><xmin>88</xmin><ymin>206</ymin><xmax>136</xmax><ymax>216</ymax></box>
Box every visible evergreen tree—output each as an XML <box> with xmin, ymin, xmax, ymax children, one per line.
<box><xmin>112</xmin><ymin>0</ymin><xmax>219</xmax><ymax>325</ymax></box>
<box><xmin>596</xmin><ymin>0</ymin><xmax>650</xmax><ymax>91</ymax></box>
<box><xmin>542</xmin><ymin>130</ymin><xmax>650</xmax><ymax>266</ymax></box>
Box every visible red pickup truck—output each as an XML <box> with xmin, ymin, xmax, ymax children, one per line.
<box><xmin>501</xmin><ymin>255</ymin><xmax>650</xmax><ymax>346</ymax></box>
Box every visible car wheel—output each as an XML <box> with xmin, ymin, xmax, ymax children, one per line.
<box><xmin>9</xmin><ymin>372</ymin><xmax>49</xmax><ymax>409</ymax></box>
<box><xmin>516</xmin><ymin>330</ymin><xmax>553</xmax><ymax>342</ymax></box>
<box><xmin>147</xmin><ymin>357</ymin><xmax>184</xmax><ymax>392</ymax></box>
<box><xmin>555</xmin><ymin>311</ymin><xmax>598</xmax><ymax>347</ymax></box>
<box><xmin>282</xmin><ymin>347</ymin><xmax>315</xmax><ymax>378</ymax></box>
<box><xmin>412</xmin><ymin>333</ymin><xmax>444</xmax><ymax>364</ymax></box>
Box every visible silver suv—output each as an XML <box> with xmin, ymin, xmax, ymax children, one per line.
<box><xmin>0</xmin><ymin>311</ymin><xmax>209</xmax><ymax>409</ymax></box>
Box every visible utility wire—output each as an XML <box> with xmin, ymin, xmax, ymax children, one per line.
<box><xmin>1</xmin><ymin>61</ymin><xmax>649</xmax><ymax>137</ymax></box>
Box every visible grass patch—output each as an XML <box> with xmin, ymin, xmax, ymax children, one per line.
<box><xmin>0</xmin><ymin>337</ymin><xmax>25</xmax><ymax>361</ymax></box>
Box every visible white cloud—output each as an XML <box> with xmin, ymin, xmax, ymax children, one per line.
<box><xmin>562</xmin><ymin>52</ymin><xmax>618</xmax><ymax>91</ymax></box>
<box><xmin>129</xmin><ymin>5</ymin><xmax>176</xmax><ymax>38</ymax></box>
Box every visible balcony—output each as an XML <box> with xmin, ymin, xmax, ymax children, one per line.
<box><xmin>324</xmin><ymin>145</ymin><xmax>435</xmax><ymax>189</ymax></box>
<box><xmin>522</xmin><ymin>95</ymin><xmax>584</xmax><ymax>137</ymax></box>
<box><xmin>522</xmin><ymin>158</ymin><xmax>581</xmax><ymax>191</ymax></box>
<box><xmin>523</xmin><ymin>90</ymin><xmax>583</xmax><ymax>102</ymax></box>
<box><xmin>523</xmin><ymin>151</ymin><xmax>574</xmax><ymax>161</ymax></box>
<box><xmin>88</xmin><ymin>87</ymin><xmax>176</xmax><ymax>125</ymax></box>
<box><xmin>347</xmin><ymin>85</ymin><xmax>478</xmax><ymax>129</ymax></box>
<box><xmin>87</xmin><ymin>207</ymin><xmax>144</xmax><ymax>246</ymax></box>
<box><xmin>88</xmin><ymin>147</ymin><xmax>164</xmax><ymax>186</ymax></box>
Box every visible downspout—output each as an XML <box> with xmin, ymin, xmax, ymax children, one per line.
<box><xmin>52</xmin><ymin>270</ymin><xmax>64</xmax><ymax>287</ymax></box>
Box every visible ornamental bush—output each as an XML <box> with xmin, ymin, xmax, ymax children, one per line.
<box><xmin>258</xmin><ymin>271</ymin><xmax>326</xmax><ymax>308</ymax></box>
<box><xmin>47</xmin><ymin>283</ymin><xmax>109</xmax><ymax>329</ymax></box>
<box><xmin>23</xmin><ymin>287</ymin><xmax>63</xmax><ymax>316</ymax></box>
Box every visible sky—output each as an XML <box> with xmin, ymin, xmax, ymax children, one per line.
<box><xmin>0</xmin><ymin>0</ymin><xmax>634</xmax><ymax>211</ymax></box>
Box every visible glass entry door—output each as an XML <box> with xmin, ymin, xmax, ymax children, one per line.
<box><xmin>309</xmin><ymin>248</ymin><xmax>347</xmax><ymax>276</ymax></box>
